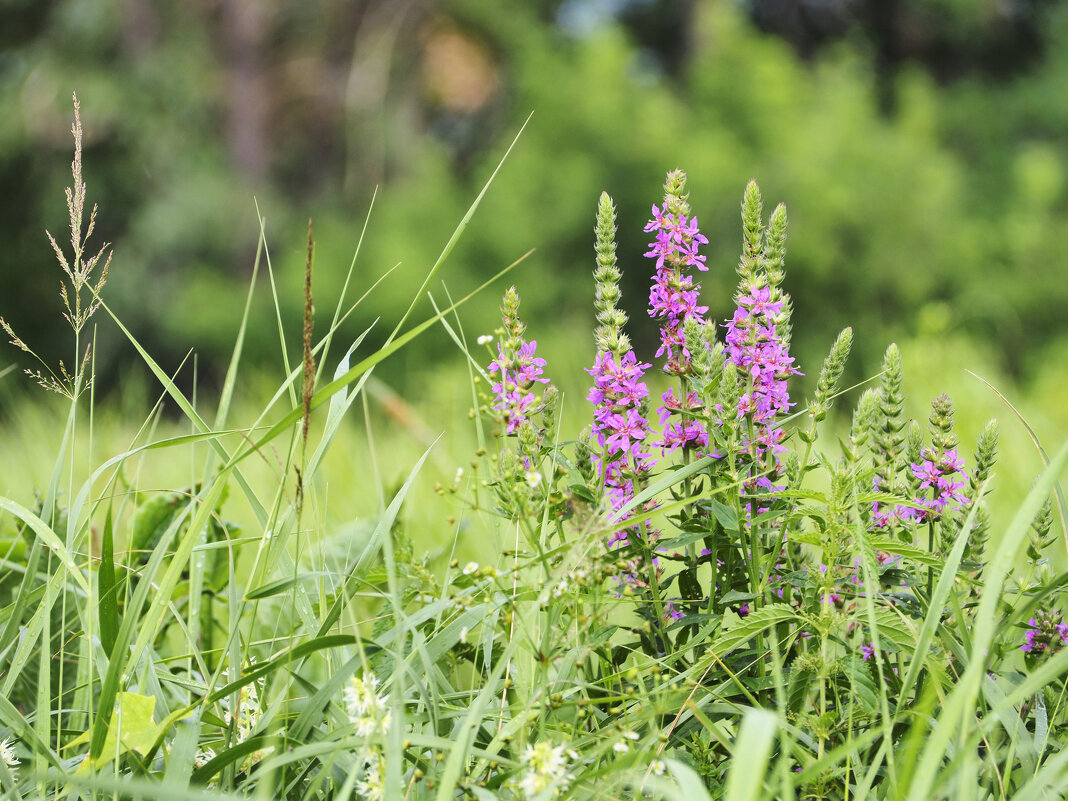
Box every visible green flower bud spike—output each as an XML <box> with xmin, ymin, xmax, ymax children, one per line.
<box><xmin>811</xmin><ymin>327</ymin><xmax>854</xmax><ymax>425</ymax></box>
<box><xmin>593</xmin><ymin>192</ymin><xmax>630</xmax><ymax>356</ymax></box>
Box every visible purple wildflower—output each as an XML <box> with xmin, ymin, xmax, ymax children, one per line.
<box><xmin>1021</xmin><ymin>610</ymin><xmax>1068</xmax><ymax>656</ymax></box>
<box><xmin>723</xmin><ymin>282</ymin><xmax>801</xmax><ymax>452</ymax></box>
<box><xmin>488</xmin><ymin>338</ymin><xmax>548</xmax><ymax>435</ymax></box>
<box><xmin>909</xmin><ymin>447</ymin><xmax>969</xmax><ymax>521</ymax></box>
<box><xmin>656</xmin><ymin>388</ymin><xmax>710</xmax><ymax>455</ymax></box>
<box><xmin>644</xmin><ymin>203</ymin><xmax>710</xmax><ymax>376</ymax></box>
<box><xmin>860</xmin><ymin>642</ymin><xmax>876</xmax><ymax>661</ymax></box>
<box><xmin>586</xmin><ymin>350</ymin><xmax>656</xmax><ymax>544</ymax></box>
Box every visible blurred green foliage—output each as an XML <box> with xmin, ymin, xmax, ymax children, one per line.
<box><xmin>2</xmin><ymin>0</ymin><xmax>1068</xmax><ymax>395</ymax></box>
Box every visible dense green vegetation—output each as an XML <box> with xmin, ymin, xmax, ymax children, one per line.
<box><xmin>0</xmin><ymin>96</ymin><xmax>1066</xmax><ymax>798</ymax></box>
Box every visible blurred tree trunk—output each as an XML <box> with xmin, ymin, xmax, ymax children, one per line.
<box><xmin>119</xmin><ymin>0</ymin><xmax>159</xmax><ymax>60</ymax></box>
<box><xmin>343</xmin><ymin>0</ymin><xmax>431</xmax><ymax>194</ymax></box>
<box><xmin>223</xmin><ymin>0</ymin><xmax>271</xmax><ymax>184</ymax></box>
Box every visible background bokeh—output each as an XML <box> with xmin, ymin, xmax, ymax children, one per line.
<box><xmin>2</xmin><ymin>0</ymin><xmax>1067</xmax><ymax>513</ymax></box>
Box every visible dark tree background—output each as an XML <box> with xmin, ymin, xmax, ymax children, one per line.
<box><xmin>2</xmin><ymin>0</ymin><xmax>1067</xmax><ymax>395</ymax></box>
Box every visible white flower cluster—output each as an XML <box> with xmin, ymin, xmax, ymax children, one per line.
<box><xmin>354</xmin><ymin>751</ymin><xmax>385</xmax><ymax>800</ymax></box>
<box><xmin>344</xmin><ymin>673</ymin><xmax>392</xmax><ymax>738</ymax></box>
<box><xmin>0</xmin><ymin>738</ymin><xmax>19</xmax><ymax>768</ymax></box>
<box><xmin>195</xmin><ymin>676</ymin><xmax>271</xmax><ymax>777</ymax></box>
<box><xmin>515</xmin><ymin>740</ymin><xmax>576</xmax><ymax>799</ymax></box>
<box><xmin>612</xmin><ymin>730</ymin><xmax>639</xmax><ymax>753</ymax></box>
<box><xmin>227</xmin><ymin>681</ymin><xmax>263</xmax><ymax>743</ymax></box>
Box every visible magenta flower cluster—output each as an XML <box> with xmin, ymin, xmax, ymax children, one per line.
<box><xmin>872</xmin><ymin>448</ymin><xmax>969</xmax><ymax>529</ymax></box>
<box><xmin>587</xmin><ymin>350</ymin><xmax>655</xmax><ymax>543</ymax></box>
<box><xmin>910</xmin><ymin>448</ymin><xmax>969</xmax><ymax>521</ymax></box>
<box><xmin>644</xmin><ymin>205</ymin><xmax>709</xmax><ymax>375</ymax></box>
<box><xmin>1021</xmin><ymin>610</ymin><xmax>1068</xmax><ymax>655</ymax></box>
<box><xmin>488</xmin><ymin>340</ymin><xmax>548</xmax><ymax>434</ymax></box>
<box><xmin>724</xmin><ymin>283</ymin><xmax>801</xmax><ymax>459</ymax></box>
<box><xmin>656</xmin><ymin>388</ymin><xmax>709</xmax><ymax>455</ymax></box>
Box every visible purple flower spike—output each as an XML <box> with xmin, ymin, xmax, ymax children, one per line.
<box><xmin>724</xmin><ymin>281</ymin><xmax>801</xmax><ymax>464</ymax></box>
<box><xmin>909</xmin><ymin>447</ymin><xmax>969</xmax><ymax>521</ymax></box>
<box><xmin>1021</xmin><ymin>610</ymin><xmax>1068</xmax><ymax>656</ymax></box>
<box><xmin>587</xmin><ymin>350</ymin><xmax>657</xmax><ymax>540</ymax></box>
<box><xmin>644</xmin><ymin>203</ymin><xmax>711</xmax><ymax>377</ymax></box>
<box><xmin>488</xmin><ymin>337</ymin><xmax>548</xmax><ymax>435</ymax></box>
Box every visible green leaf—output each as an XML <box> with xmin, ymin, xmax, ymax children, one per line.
<box><xmin>72</xmin><ymin>692</ymin><xmax>160</xmax><ymax>771</ymax></box>
<box><xmin>720</xmin><ymin>590</ymin><xmax>759</xmax><ymax>605</ymax></box>
<box><xmin>711</xmin><ymin>500</ymin><xmax>739</xmax><ymax>533</ymax></box>
<box><xmin>711</xmin><ymin>604</ymin><xmax>797</xmax><ymax>657</ymax></box>
<box><xmin>844</xmin><ymin>656</ymin><xmax>879</xmax><ymax>713</ymax></box>
<box><xmin>98</xmin><ymin>503</ymin><xmax>119</xmax><ymax>656</ymax></box>
<box><xmin>724</xmin><ymin>707</ymin><xmax>778</xmax><ymax>801</ymax></box>
<box><xmin>568</xmin><ymin>483</ymin><xmax>597</xmax><ymax>503</ymax></box>
<box><xmin>129</xmin><ymin>490</ymin><xmax>187</xmax><ymax>562</ymax></box>
<box><xmin>679</xmin><ymin>568</ymin><xmax>702</xmax><ymax>601</ymax></box>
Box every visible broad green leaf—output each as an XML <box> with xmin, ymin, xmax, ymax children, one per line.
<box><xmin>72</xmin><ymin>692</ymin><xmax>160</xmax><ymax>771</ymax></box>
<box><xmin>98</xmin><ymin>503</ymin><xmax>119</xmax><ymax>656</ymax></box>
<box><xmin>725</xmin><ymin>707</ymin><xmax>778</xmax><ymax>801</ymax></box>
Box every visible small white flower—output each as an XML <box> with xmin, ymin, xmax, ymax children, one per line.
<box><xmin>477</xmin><ymin>334</ymin><xmax>494</xmax><ymax>346</ymax></box>
<box><xmin>552</xmin><ymin>580</ymin><xmax>568</xmax><ymax>598</ymax></box>
<box><xmin>613</xmin><ymin>740</ymin><xmax>630</xmax><ymax>753</ymax></box>
<box><xmin>454</xmin><ymin>467</ymin><xmax>464</xmax><ymax>484</ymax></box>
<box><xmin>355</xmin><ymin>751</ymin><xmax>385</xmax><ymax>801</ymax></box>
<box><xmin>516</xmin><ymin>741</ymin><xmax>573</xmax><ymax>799</ymax></box>
<box><xmin>462</xmin><ymin>561</ymin><xmax>479</xmax><ymax>575</ymax></box>
<box><xmin>459</xmin><ymin>626</ymin><xmax>469</xmax><ymax>644</ymax></box>
<box><xmin>525</xmin><ymin>470</ymin><xmax>542</xmax><ymax>488</ymax></box>
<box><xmin>223</xmin><ymin>678</ymin><xmax>263</xmax><ymax>744</ymax></box>
<box><xmin>622</xmin><ymin>730</ymin><xmax>640</xmax><ymax>740</ymax></box>
<box><xmin>0</xmin><ymin>738</ymin><xmax>19</xmax><ymax>767</ymax></box>
<box><xmin>650</xmin><ymin>759</ymin><xmax>666</xmax><ymax>775</ymax></box>
<box><xmin>344</xmin><ymin>673</ymin><xmax>392</xmax><ymax>738</ymax></box>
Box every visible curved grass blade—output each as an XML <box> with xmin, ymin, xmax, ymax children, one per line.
<box><xmin>967</xmin><ymin>369</ymin><xmax>1068</xmax><ymax>552</ymax></box>
<box><xmin>0</xmin><ymin>497</ymin><xmax>87</xmax><ymax>592</ymax></box>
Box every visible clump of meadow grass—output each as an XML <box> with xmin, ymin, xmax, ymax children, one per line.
<box><xmin>0</xmin><ymin>100</ymin><xmax>1066</xmax><ymax>801</ymax></box>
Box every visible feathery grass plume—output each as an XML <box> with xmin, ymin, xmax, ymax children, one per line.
<box><xmin>0</xmin><ymin>93</ymin><xmax>112</xmax><ymax>399</ymax></box>
<box><xmin>295</xmin><ymin>218</ymin><xmax>315</xmax><ymax>516</ymax></box>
